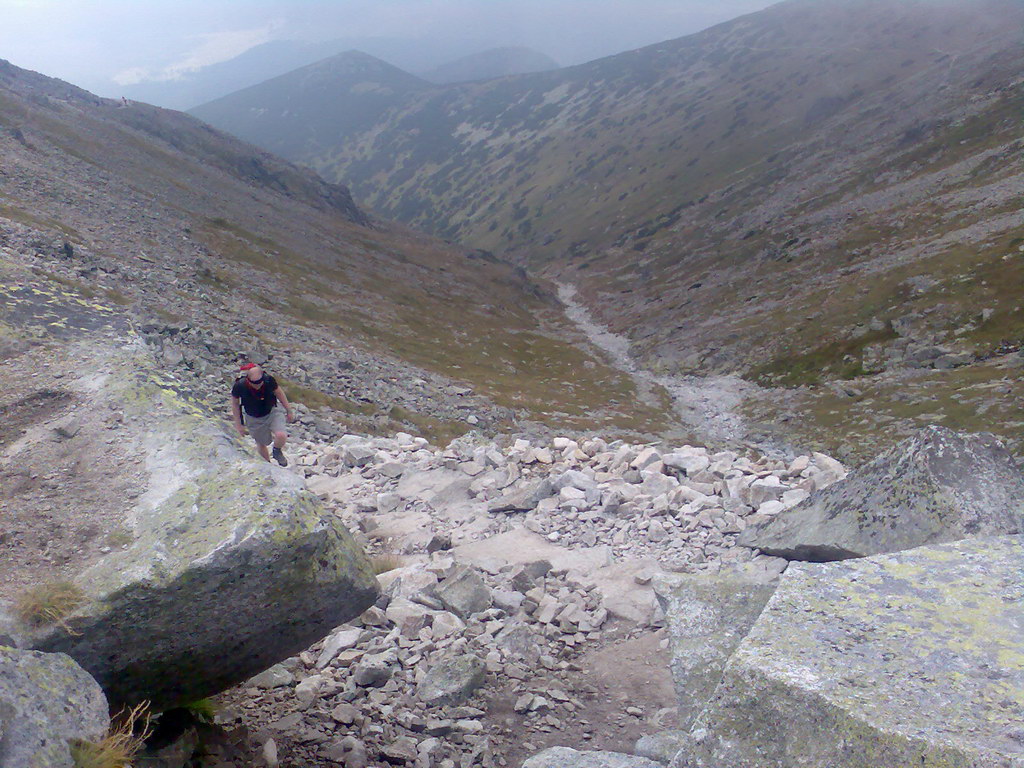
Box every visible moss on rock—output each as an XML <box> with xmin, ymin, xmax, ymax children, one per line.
<box><xmin>0</xmin><ymin>646</ymin><xmax>109</xmax><ymax>768</ymax></box>
<box><xmin>683</xmin><ymin>536</ymin><xmax>1024</xmax><ymax>767</ymax></box>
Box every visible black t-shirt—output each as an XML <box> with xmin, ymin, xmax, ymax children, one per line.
<box><xmin>232</xmin><ymin>374</ymin><xmax>279</xmax><ymax>418</ymax></box>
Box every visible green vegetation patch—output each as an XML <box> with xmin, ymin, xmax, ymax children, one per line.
<box><xmin>745</xmin><ymin>359</ymin><xmax>1024</xmax><ymax>463</ymax></box>
<box><xmin>275</xmin><ymin>376</ymin><xmax>377</xmax><ymax>417</ymax></box>
<box><xmin>387</xmin><ymin>405</ymin><xmax>471</xmax><ymax>446</ymax></box>
<box><xmin>0</xmin><ymin>200</ymin><xmax>83</xmax><ymax>241</ymax></box>
<box><xmin>748</xmin><ymin>325</ymin><xmax>897</xmax><ymax>387</ymax></box>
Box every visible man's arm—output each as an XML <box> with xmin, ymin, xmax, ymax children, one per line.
<box><xmin>230</xmin><ymin>396</ymin><xmax>246</xmax><ymax>435</ymax></box>
<box><xmin>274</xmin><ymin>385</ymin><xmax>295</xmax><ymax>423</ymax></box>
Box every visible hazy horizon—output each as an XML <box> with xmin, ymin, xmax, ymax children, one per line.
<box><xmin>0</xmin><ymin>0</ymin><xmax>776</xmax><ymax>97</ymax></box>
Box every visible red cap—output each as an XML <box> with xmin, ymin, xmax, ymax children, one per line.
<box><xmin>239</xmin><ymin>362</ymin><xmax>257</xmax><ymax>371</ymax></box>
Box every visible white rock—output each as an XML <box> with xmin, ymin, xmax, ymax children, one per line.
<box><xmin>632</xmin><ymin>447</ymin><xmax>662</xmax><ymax>470</ymax></box>
<box><xmin>560</xmin><ymin>486</ymin><xmax>587</xmax><ymax>501</ymax></box>
<box><xmin>263</xmin><ymin>739</ymin><xmax>279</xmax><ymax>768</ymax></box>
<box><xmin>315</xmin><ymin>627</ymin><xmax>363</xmax><ymax>670</ymax></box>
<box><xmin>810</xmin><ymin>451</ymin><xmax>847</xmax><ymax>487</ymax></box>
<box><xmin>249</xmin><ymin>664</ymin><xmax>294</xmax><ymax>689</ymax></box>
<box><xmin>534</xmin><ymin>448</ymin><xmax>554</xmax><ymax>464</ymax></box>
<box><xmin>748</xmin><ymin>476</ymin><xmax>785</xmax><ymax>506</ymax></box>
<box><xmin>294</xmin><ymin>674</ymin><xmax>324</xmax><ymax>707</ymax></box>
<box><xmin>431</xmin><ymin>611</ymin><xmax>466</xmax><ymax>638</ymax></box>
<box><xmin>377</xmin><ymin>492</ymin><xmax>403</xmax><ymax>514</ymax></box>
<box><xmin>663</xmin><ymin>453</ymin><xmax>711</xmax><ymax>476</ymax></box>
<box><xmin>647</xmin><ymin>520</ymin><xmax>668</xmax><ymax>542</ymax></box>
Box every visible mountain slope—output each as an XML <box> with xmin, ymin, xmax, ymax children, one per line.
<box><xmin>420</xmin><ymin>47</ymin><xmax>560</xmax><ymax>84</ymax></box>
<box><xmin>189</xmin><ymin>51</ymin><xmax>430</xmax><ymax>166</ymax></box>
<box><xmin>119</xmin><ymin>39</ymin><xmax>355</xmax><ymax>110</ymax></box>
<box><xmin>319</xmin><ymin>0</ymin><xmax>1021</xmax><ymax>258</ymax></box>
<box><xmin>0</xmin><ymin>58</ymin><xmax>671</xmax><ymax>439</ymax></box>
<box><xmin>289</xmin><ymin>0</ymin><xmax>1024</xmax><ymax>456</ymax></box>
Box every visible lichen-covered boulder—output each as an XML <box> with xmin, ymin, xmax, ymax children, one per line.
<box><xmin>21</xmin><ymin>347</ymin><xmax>379</xmax><ymax>711</ymax></box>
<box><xmin>523</xmin><ymin>747</ymin><xmax>661</xmax><ymax>768</ymax></box>
<box><xmin>653</xmin><ymin>569</ymin><xmax>778</xmax><ymax>729</ymax></box>
<box><xmin>678</xmin><ymin>536</ymin><xmax>1024</xmax><ymax>768</ymax></box>
<box><xmin>0</xmin><ymin>647</ymin><xmax>109</xmax><ymax>768</ymax></box>
<box><xmin>739</xmin><ymin>426</ymin><xmax>1024</xmax><ymax>561</ymax></box>
<box><xmin>417</xmin><ymin>655</ymin><xmax>487</xmax><ymax>705</ymax></box>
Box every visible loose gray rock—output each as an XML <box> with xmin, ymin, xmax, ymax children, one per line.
<box><xmin>352</xmin><ymin>658</ymin><xmax>394</xmax><ymax>687</ymax></box>
<box><xmin>739</xmin><ymin>426</ymin><xmax>1024</xmax><ymax>561</ymax></box>
<box><xmin>435</xmin><ymin>567</ymin><xmax>492</xmax><ymax>618</ymax></box>
<box><xmin>21</xmin><ymin>349</ymin><xmax>380</xmax><ymax>711</ymax></box>
<box><xmin>634</xmin><ymin>731</ymin><xmax>690</xmax><ymax>765</ymax></box>
<box><xmin>522</xmin><ymin>747</ymin><xmax>661</xmax><ymax>768</ymax></box>
<box><xmin>653</xmin><ymin>570</ymin><xmax>777</xmax><ymax>728</ymax></box>
<box><xmin>487</xmin><ymin>480</ymin><xmax>553</xmax><ymax>513</ymax></box>
<box><xmin>0</xmin><ymin>647</ymin><xmax>109</xmax><ymax>768</ymax></box>
<box><xmin>315</xmin><ymin>627</ymin><xmax>363</xmax><ymax>670</ymax></box>
<box><xmin>249</xmin><ymin>663</ymin><xmax>295</xmax><ymax>689</ymax></box>
<box><xmin>681</xmin><ymin>536</ymin><xmax>1024</xmax><ymax>768</ymax></box>
<box><xmin>417</xmin><ymin>655</ymin><xmax>487</xmax><ymax>705</ymax></box>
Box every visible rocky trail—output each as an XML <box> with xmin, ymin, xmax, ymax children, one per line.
<box><xmin>195</xmin><ymin>420</ymin><xmax>848</xmax><ymax>767</ymax></box>
<box><xmin>6</xmin><ymin>323</ymin><xmax>1024</xmax><ymax>768</ymax></box>
<box><xmin>556</xmin><ymin>284</ymin><xmax>759</xmax><ymax>448</ymax></box>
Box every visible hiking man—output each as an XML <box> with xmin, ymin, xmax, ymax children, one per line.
<box><xmin>230</xmin><ymin>363</ymin><xmax>294</xmax><ymax>466</ymax></box>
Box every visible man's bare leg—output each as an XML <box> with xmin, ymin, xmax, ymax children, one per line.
<box><xmin>256</xmin><ymin>443</ymin><xmax>271</xmax><ymax>461</ymax></box>
<box><xmin>271</xmin><ymin>431</ymin><xmax>288</xmax><ymax>466</ymax></box>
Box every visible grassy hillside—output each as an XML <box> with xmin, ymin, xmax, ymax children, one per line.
<box><xmin>0</xmin><ymin>59</ymin><xmax>672</xmax><ymax>440</ymax></box>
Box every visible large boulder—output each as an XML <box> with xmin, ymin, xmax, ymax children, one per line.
<box><xmin>523</xmin><ymin>747</ymin><xmax>661</xmax><ymax>768</ymax></box>
<box><xmin>678</xmin><ymin>536</ymin><xmax>1024</xmax><ymax>768</ymax></box>
<box><xmin>0</xmin><ymin>647</ymin><xmax>110</xmax><ymax>768</ymax></box>
<box><xmin>739</xmin><ymin>426</ymin><xmax>1024</xmax><ymax>560</ymax></box>
<box><xmin>653</xmin><ymin>568</ymin><xmax>779</xmax><ymax>729</ymax></box>
<box><xmin>16</xmin><ymin>347</ymin><xmax>379</xmax><ymax>711</ymax></box>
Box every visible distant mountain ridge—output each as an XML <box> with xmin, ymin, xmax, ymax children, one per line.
<box><xmin>118</xmin><ymin>38</ymin><xmax>557</xmax><ymax>110</ymax></box>
<box><xmin>190</xmin><ymin>51</ymin><xmax>430</xmax><ymax>166</ymax></box>
<box><xmin>119</xmin><ymin>39</ymin><xmax>353</xmax><ymax>110</ymax></box>
<box><xmin>420</xmin><ymin>47</ymin><xmax>559</xmax><ymax>84</ymax></box>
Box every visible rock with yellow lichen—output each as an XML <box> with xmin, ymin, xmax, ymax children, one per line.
<box><xmin>18</xmin><ymin>344</ymin><xmax>380</xmax><ymax>712</ymax></box>
<box><xmin>0</xmin><ymin>646</ymin><xmax>110</xmax><ymax>768</ymax></box>
<box><xmin>673</xmin><ymin>536</ymin><xmax>1024</xmax><ymax>768</ymax></box>
<box><xmin>653</xmin><ymin>567</ymin><xmax>781</xmax><ymax>730</ymax></box>
<box><xmin>739</xmin><ymin>426</ymin><xmax>1024</xmax><ymax>561</ymax></box>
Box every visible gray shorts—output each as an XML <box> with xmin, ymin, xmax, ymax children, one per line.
<box><xmin>246</xmin><ymin>408</ymin><xmax>286</xmax><ymax>446</ymax></box>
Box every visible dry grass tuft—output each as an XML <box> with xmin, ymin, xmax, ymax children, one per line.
<box><xmin>14</xmin><ymin>581</ymin><xmax>84</xmax><ymax>631</ymax></box>
<box><xmin>371</xmin><ymin>554</ymin><xmax>404</xmax><ymax>575</ymax></box>
<box><xmin>71</xmin><ymin>702</ymin><xmax>151</xmax><ymax>768</ymax></box>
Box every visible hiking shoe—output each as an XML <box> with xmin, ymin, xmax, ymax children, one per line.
<box><xmin>272</xmin><ymin>446</ymin><xmax>288</xmax><ymax>467</ymax></box>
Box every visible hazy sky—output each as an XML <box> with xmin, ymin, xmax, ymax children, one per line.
<box><xmin>0</xmin><ymin>0</ymin><xmax>776</xmax><ymax>95</ymax></box>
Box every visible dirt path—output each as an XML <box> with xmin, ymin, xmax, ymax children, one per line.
<box><xmin>486</xmin><ymin>626</ymin><xmax>677</xmax><ymax>766</ymax></box>
<box><xmin>557</xmin><ymin>283</ymin><xmax>757</xmax><ymax>446</ymax></box>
